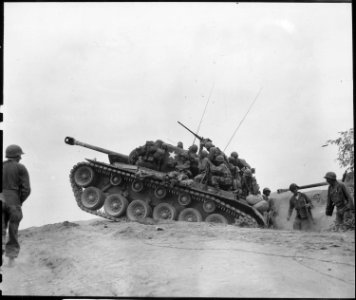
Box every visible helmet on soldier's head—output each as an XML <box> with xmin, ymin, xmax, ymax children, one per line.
<box><xmin>6</xmin><ymin>144</ymin><xmax>25</xmax><ymax>158</ymax></box>
<box><xmin>263</xmin><ymin>187</ymin><xmax>271</xmax><ymax>195</ymax></box>
<box><xmin>324</xmin><ymin>171</ymin><xmax>337</xmax><ymax>180</ymax></box>
<box><xmin>155</xmin><ymin>139</ymin><xmax>164</xmax><ymax>147</ymax></box>
<box><xmin>188</xmin><ymin>144</ymin><xmax>198</xmax><ymax>153</ymax></box>
<box><xmin>231</xmin><ymin>151</ymin><xmax>238</xmax><ymax>159</ymax></box>
<box><xmin>216</xmin><ymin>155</ymin><xmax>224</xmax><ymax>163</ymax></box>
<box><xmin>289</xmin><ymin>183</ymin><xmax>299</xmax><ymax>191</ymax></box>
<box><xmin>243</xmin><ymin>169</ymin><xmax>252</xmax><ymax>177</ymax></box>
<box><xmin>205</xmin><ymin>141</ymin><xmax>215</xmax><ymax>148</ymax></box>
<box><xmin>177</xmin><ymin>141</ymin><xmax>183</xmax><ymax>149</ymax></box>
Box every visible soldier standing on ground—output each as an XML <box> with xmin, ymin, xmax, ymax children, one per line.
<box><xmin>287</xmin><ymin>183</ymin><xmax>314</xmax><ymax>231</ymax></box>
<box><xmin>2</xmin><ymin>145</ymin><xmax>31</xmax><ymax>267</ymax></box>
<box><xmin>324</xmin><ymin>171</ymin><xmax>354</xmax><ymax>228</ymax></box>
<box><xmin>263</xmin><ymin>187</ymin><xmax>277</xmax><ymax>228</ymax></box>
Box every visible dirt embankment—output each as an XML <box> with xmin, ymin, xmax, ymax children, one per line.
<box><xmin>1</xmin><ymin>218</ymin><xmax>354</xmax><ymax>298</ymax></box>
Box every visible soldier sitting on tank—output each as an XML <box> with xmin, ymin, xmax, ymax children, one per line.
<box><xmin>241</xmin><ymin>169</ymin><xmax>260</xmax><ymax>197</ymax></box>
<box><xmin>187</xmin><ymin>144</ymin><xmax>199</xmax><ymax>177</ymax></box>
<box><xmin>210</xmin><ymin>155</ymin><xmax>233</xmax><ymax>190</ymax></box>
<box><xmin>228</xmin><ymin>152</ymin><xmax>252</xmax><ymax>175</ymax></box>
<box><xmin>200</xmin><ymin>139</ymin><xmax>228</xmax><ymax>166</ymax></box>
<box><xmin>194</xmin><ymin>150</ymin><xmax>212</xmax><ymax>184</ymax></box>
<box><xmin>135</xmin><ymin>139</ymin><xmax>167</xmax><ymax>171</ymax></box>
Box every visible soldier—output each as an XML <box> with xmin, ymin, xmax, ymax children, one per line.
<box><xmin>324</xmin><ymin>171</ymin><xmax>354</xmax><ymax>228</ymax></box>
<box><xmin>263</xmin><ymin>187</ymin><xmax>277</xmax><ymax>228</ymax></box>
<box><xmin>187</xmin><ymin>144</ymin><xmax>199</xmax><ymax>177</ymax></box>
<box><xmin>210</xmin><ymin>155</ymin><xmax>233</xmax><ymax>190</ymax></box>
<box><xmin>241</xmin><ymin>169</ymin><xmax>260</xmax><ymax>197</ymax></box>
<box><xmin>2</xmin><ymin>145</ymin><xmax>31</xmax><ymax>267</ymax></box>
<box><xmin>200</xmin><ymin>140</ymin><xmax>227</xmax><ymax>166</ymax></box>
<box><xmin>194</xmin><ymin>150</ymin><xmax>211</xmax><ymax>184</ymax></box>
<box><xmin>287</xmin><ymin>183</ymin><xmax>314</xmax><ymax>231</ymax></box>
<box><xmin>228</xmin><ymin>151</ymin><xmax>251</xmax><ymax>173</ymax></box>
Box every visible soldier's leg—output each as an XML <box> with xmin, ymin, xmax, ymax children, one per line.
<box><xmin>2</xmin><ymin>202</ymin><xmax>10</xmax><ymax>257</ymax></box>
<box><xmin>301</xmin><ymin>219</ymin><xmax>312</xmax><ymax>231</ymax></box>
<box><xmin>293</xmin><ymin>217</ymin><xmax>302</xmax><ymax>230</ymax></box>
<box><xmin>335</xmin><ymin>209</ymin><xmax>344</xmax><ymax>225</ymax></box>
<box><xmin>5</xmin><ymin>206</ymin><xmax>23</xmax><ymax>259</ymax></box>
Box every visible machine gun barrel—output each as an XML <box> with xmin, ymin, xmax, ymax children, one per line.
<box><xmin>177</xmin><ymin>121</ymin><xmax>204</xmax><ymax>141</ymax></box>
<box><xmin>64</xmin><ymin>136</ymin><xmax>129</xmax><ymax>163</ymax></box>
<box><xmin>277</xmin><ymin>182</ymin><xmax>328</xmax><ymax>194</ymax></box>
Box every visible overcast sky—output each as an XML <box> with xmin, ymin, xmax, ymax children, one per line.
<box><xmin>2</xmin><ymin>2</ymin><xmax>353</xmax><ymax>228</ymax></box>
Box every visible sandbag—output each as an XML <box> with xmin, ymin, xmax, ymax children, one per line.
<box><xmin>253</xmin><ymin>200</ymin><xmax>269</xmax><ymax>213</ymax></box>
<box><xmin>246</xmin><ymin>194</ymin><xmax>263</xmax><ymax>205</ymax></box>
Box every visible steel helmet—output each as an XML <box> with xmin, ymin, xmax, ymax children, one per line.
<box><xmin>289</xmin><ymin>183</ymin><xmax>299</xmax><ymax>191</ymax></box>
<box><xmin>263</xmin><ymin>187</ymin><xmax>271</xmax><ymax>194</ymax></box>
<box><xmin>324</xmin><ymin>171</ymin><xmax>337</xmax><ymax>180</ymax></box>
<box><xmin>231</xmin><ymin>151</ymin><xmax>238</xmax><ymax>159</ymax></box>
<box><xmin>5</xmin><ymin>144</ymin><xmax>25</xmax><ymax>158</ymax></box>
<box><xmin>189</xmin><ymin>144</ymin><xmax>198</xmax><ymax>153</ymax></box>
<box><xmin>205</xmin><ymin>141</ymin><xmax>215</xmax><ymax>148</ymax></box>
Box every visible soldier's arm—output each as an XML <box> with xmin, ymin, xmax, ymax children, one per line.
<box><xmin>19</xmin><ymin>164</ymin><xmax>31</xmax><ymax>203</ymax></box>
<box><xmin>304</xmin><ymin>193</ymin><xmax>314</xmax><ymax>209</ymax></box>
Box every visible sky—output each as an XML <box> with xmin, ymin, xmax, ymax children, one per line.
<box><xmin>2</xmin><ymin>2</ymin><xmax>353</xmax><ymax>229</ymax></box>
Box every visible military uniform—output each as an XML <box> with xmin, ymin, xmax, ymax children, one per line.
<box><xmin>241</xmin><ymin>173</ymin><xmax>259</xmax><ymax>197</ymax></box>
<box><xmin>326</xmin><ymin>181</ymin><xmax>354</xmax><ymax>225</ymax></box>
<box><xmin>2</xmin><ymin>159</ymin><xmax>31</xmax><ymax>259</ymax></box>
<box><xmin>288</xmin><ymin>192</ymin><xmax>313</xmax><ymax>231</ymax></box>
<box><xmin>210</xmin><ymin>161</ymin><xmax>233</xmax><ymax>190</ymax></box>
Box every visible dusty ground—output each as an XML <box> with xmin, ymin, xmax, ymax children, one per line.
<box><xmin>1</xmin><ymin>217</ymin><xmax>354</xmax><ymax>298</ymax></box>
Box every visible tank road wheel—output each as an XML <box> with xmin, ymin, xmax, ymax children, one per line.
<box><xmin>81</xmin><ymin>187</ymin><xmax>105</xmax><ymax>210</ymax></box>
<box><xmin>154</xmin><ymin>186</ymin><xmax>167</xmax><ymax>199</ymax></box>
<box><xmin>110</xmin><ymin>174</ymin><xmax>123</xmax><ymax>186</ymax></box>
<box><xmin>74</xmin><ymin>166</ymin><xmax>96</xmax><ymax>187</ymax></box>
<box><xmin>132</xmin><ymin>180</ymin><xmax>144</xmax><ymax>193</ymax></box>
<box><xmin>127</xmin><ymin>200</ymin><xmax>152</xmax><ymax>221</ymax></box>
<box><xmin>203</xmin><ymin>200</ymin><xmax>216</xmax><ymax>213</ymax></box>
<box><xmin>205</xmin><ymin>213</ymin><xmax>228</xmax><ymax>224</ymax></box>
<box><xmin>178</xmin><ymin>193</ymin><xmax>192</xmax><ymax>206</ymax></box>
<box><xmin>178</xmin><ymin>208</ymin><xmax>202</xmax><ymax>222</ymax></box>
<box><xmin>153</xmin><ymin>203</ymin><xmax>177</xmax><ymax>221</ymax></box>
<box><xmin>104</xmin><ymin>194</ymin><xmax>128</xmax><ymax>217</ymax></box>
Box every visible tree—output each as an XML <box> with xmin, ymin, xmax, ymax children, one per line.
<box><xmin>323</xmin><ymin>128</ymin><xmax>354</xmax><ymax>172</ymax></box>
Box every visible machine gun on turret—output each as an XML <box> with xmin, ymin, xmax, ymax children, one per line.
<box><xmin>177</xmin><ymin>121</ymin><xmax>212</xmax><ymax>145</ymax></box>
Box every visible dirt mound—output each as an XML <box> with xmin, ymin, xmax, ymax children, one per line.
<box><xmin>1</xmin><ymin>218</ymin><xmax>354</xmax><ymax>297</ymax></box>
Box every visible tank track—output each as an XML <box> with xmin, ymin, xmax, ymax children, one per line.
<box><xmin>69</xmin><ymin>160</ymin><xmax>265</xmax><ymax>227</ymax></box>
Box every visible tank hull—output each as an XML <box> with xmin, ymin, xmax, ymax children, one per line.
<box><xmin>69</xmin><ymin>159</ymin><xmax>266</xmax><ymax>227</ymax></box>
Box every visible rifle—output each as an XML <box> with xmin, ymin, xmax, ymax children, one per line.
<box><xmin>177</xmin><ymin>121</ymin><xmax>210</xmax><ymax>143</ymax></box>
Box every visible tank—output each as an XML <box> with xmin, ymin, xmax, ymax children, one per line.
<box><xmin>64</xmin><ymin>136</ymin><xmax>266</xmax><ymax>227</ymax></box>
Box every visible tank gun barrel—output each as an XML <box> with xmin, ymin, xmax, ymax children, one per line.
<box><xmin>64</xmin><ymin>136</ymin><xmax>129</xmax><ymax>163</ymax></box>
<box><xmin>277</xmin><ymin>182</ymin><xmax>328</xmax><ymax>194</ymax></box>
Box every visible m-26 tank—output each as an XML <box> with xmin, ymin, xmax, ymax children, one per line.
<box><xmin>64</xmin><ymin>136</ymin><xmax>266</xmax><ymax>227</ymax></box>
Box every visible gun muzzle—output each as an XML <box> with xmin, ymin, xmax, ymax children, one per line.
<box><xmin>65</xmin><ymin>136</ymin><xmax>76</xmax><ymax>145</ymax></box>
